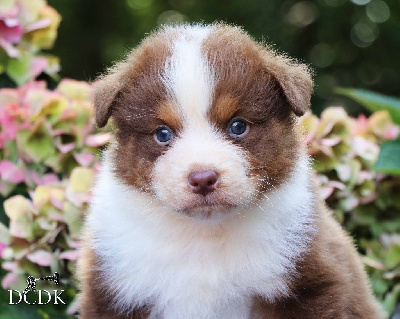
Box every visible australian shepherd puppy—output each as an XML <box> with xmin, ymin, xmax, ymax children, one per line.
<box><xmin>77</xmin><ymin>24</ymin><xmax>384</xmax><ymax>319</ymax></box>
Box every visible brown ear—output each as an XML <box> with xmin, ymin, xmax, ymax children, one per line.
<box><xmin>92</xmin><ymin>70</ymin><xmax>123</xmax><ymax>128</ymax></box>
<box><xmin>262</xmin><ymin>49</ymin><xmax>313</xmax><ymax>116</ymax></box>
<box><xmin>92</xmin><ymin>55</ymin><xmax>134</xmax><ymax>128</ymax></box>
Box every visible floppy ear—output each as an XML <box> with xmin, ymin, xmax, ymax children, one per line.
<box><xmin>92</xmin><ymin>55</ymin><xmax>135</xmax><ymax>128</ymax></box>
<box><xmin>92</xmin><ymin>70</ymin><xmax>124</xmax><ymax>128</ymax></box>
<box><xmin>262</xmin><ymin>49</ymin><xmax>313</xmax><ymax>116</ymax></box>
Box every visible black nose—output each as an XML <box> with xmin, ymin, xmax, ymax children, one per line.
<box><xmin>188</xmin><ymin>170</ymin><xmax>219</xmax><ymax>196</ymax></box>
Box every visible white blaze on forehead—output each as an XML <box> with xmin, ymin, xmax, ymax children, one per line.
<box><xmin>154</xmin><ymin>26</ymin><xmax>253</xmax><ymax>215</ymax></box>
<box><xmin>162</xmin><ymin>25</ymin><xmax>215</xmax><ymax>126</ymax></box>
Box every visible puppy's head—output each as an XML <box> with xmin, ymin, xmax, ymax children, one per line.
<box><xmin>94</xmin><ymin>24</ymin><xmax>313</xmax><ymax>220</ymax></box>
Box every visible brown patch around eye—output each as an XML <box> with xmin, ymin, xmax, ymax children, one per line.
<box><xmin>156</xmin><ymin>101</ymin><xmax>183</xmax><ymax>131</ymax></box>
<box><xmin>209</xmin><ymin>94</ymin><xmax>239</xmax><ymax>125</ymax></box>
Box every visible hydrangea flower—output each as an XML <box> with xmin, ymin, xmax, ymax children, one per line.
<box><xmin>0</xmin><ymin>0</ymin><xmax>61</xmax><ymax>84</ymax></box>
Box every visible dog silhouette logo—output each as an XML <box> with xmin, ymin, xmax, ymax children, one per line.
<box><xmin>23</xmin><ymin>272</ymin><xmax>60</xmax><ymax>294</ymax></box>
<box><xmin>9</xmin><ymin>272</ymin><xmax>65</xmax><ymax>305</ymax></box>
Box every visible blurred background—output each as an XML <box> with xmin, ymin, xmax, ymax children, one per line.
<box><xmin>49</xmin><ymin>0</ymin><xmax>400</xmax><ymax>114</ymax></box>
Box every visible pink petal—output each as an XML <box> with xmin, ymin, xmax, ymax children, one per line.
<box><xmin>0</xmin><ymin>160</ymin><xmax>25</xmax><ymax>184</ymax></box>
<box><xmin>66</xmin><ymin>300</ymin><xmax>80</xmax><ymax>315</ymax></box>
<box><xmin>359</xmin><ymin>193</ymin><xmax>378</xmax><ymax>205</ymax></box>
<box><xmin>26</xmin><ymin>250</ymin><xmax>53</xmax><ymax>267</ymax></box>
<box><xmin>319</xmin><ymin>145</ymin><xmax>334</xmax><ymax>157</ymax></box>
<box><xmin>41</xmin><ymin>173</ymin><xmax>59</xmax><ymax>185</ymax></box>
<box><xmin>0</xmin><ymin>114</ymin><xmax>19</xmax><ymax>140</ymax></box>
<box><xmin>382</xmin><ymin>126</ymin><xmax>399</xmax><ymax>140</ymax></box>
<box><xmin>19</xmin><ymin>80</ymin><xmax>47</xmax><ymax>92</ymax></box>
<box><xmin>58</xmin><ymin>250</ymin><xmax>79</xmax><ymax>260</ymax></box>
<box><xmin>66</xmin><ymin>190</ymin><xmax>91</xmax><ymax>207</ymax></box>
<box><xmin>50</xmin><ymin>193</ymin><xmax>63</xmax><ymax>210</ymax></box>
<box><xmin>73</xmin><ymin>152</ymin><xmax>94</xmax><ymax>167</ymax></box>
<box><xmin>85</xmin><ymin>133</ymin><xmax>111</xmax><ymax>147</ymax></box>
<box><xmin>2</xmin><ymin>18</ymin><xmax>19</xmax><ymax>28</ymax></box>
<box><xmin>353</xmin><ymin>114</ymin><xmax>368</xmax><ymax>135</ymax></box>
<box><xmin>1</xmin><ymin>272</ymin><xmax>18</xmax><ymax>289</ymax></box>
<box><xmin>28</xmin><ymin>171</ymin><xmax>58</xmax><ymax>186</ymax></box>
<box><xmin>57</xmin><ymin>142</ymin><xmax>75</xmax><ymax>154</ymax></box>
<box><xmin>48</xmin><ymin>211</ymin><xmax>64</xmax><ymax>222</ymax></box>
<box><xmin>358</xmin><ymin>171</ymin><xmax>373</xmax><ymax>183</ymax></box>
<box><xmin>50</xmin><ymin>129</ymin><xmax>66</xmax><ymax>136</ymax></box>
<box><xmin>0</xmin><ymin>242</ymin><xmax>7</xmax><ymax>257</ymax></box>
<box><xmin>30</xmin><ymin>57</ymin><xmax>48</xmax><ymax>79</ymax></box>
<box><xmin>320</xmin><ymin>137</ymin><xmax>341</xmax><ymax>147</ymax></box>
<box><xmin>353</xmin><ymin>136</ymin><xmax>379</xmax><ymax>161</ymax></box>
<box><xmin>65</xmin><ymin>237</ymin><xmax>80</xmax><ymax>249</ymax></box>
<box><xmin>328</xmin><ymin>181</ymin><xmax>346</xmax><ymax>190</ymax></box>
<box><xmin>58</xmin><ymin>109</ymin><xmax>77</xmax><ymax>121</ymax></box>
<box><xmin>0</xmin><ymin>19</ymin><xmax>22</xmax><ymax>43</ymax></box>
<box><xmin>93</xmin><ymin>161</ymin><xmax>101</xmax><ymax>172</ymax></box>
<box><xmin>24</xmin><ymin>18</ymin><xmax>51</xmax><ymax>32</ymax></box>
<box><xmin>0</xmin><ymin>37</ymin><xmax>19</xmax><ymax>57</ymax></box>
<box><xmin>2</xmin><ymin>261</ymin><xmax>18</xmax><ymax>272</ymax></box>
<box><xmin>320</xmin><ymin>186</ymin><xmax>334</xmax><ymax>199</ymax></box>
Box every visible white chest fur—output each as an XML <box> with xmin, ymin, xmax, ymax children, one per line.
<box><xmin>87</xmin><ymin>156</ymin><xmax>314</xmax><ymax>319</ymax></box>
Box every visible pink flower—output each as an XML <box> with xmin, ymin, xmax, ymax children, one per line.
<box><xmin>0</xmin><ymin>242</ymin><xmax>7</xmax><ymax>258</ymax></box>
<box><xmin>0</xmin><ymin>100</ymin><xmax>31</xmax><ymax>147</ymax></box>
<box><xmin>1</xmin><ymin>272</ymin><xmax>18</xmax><ymax>289</ymax></box>
<box><xmin>0</xmin><ymin>112</ymin><xmax>19</xmax><ymax>145</ymax></box>
<box><xmin>0</xmin><ymin>18</ymin><xmax>22</xmax><ymax>43</ymax></box>
<box><xmin>353</xmin><ymin>114</ymin><xmax>368</xmax><ymax>135</ymax></box>
<box><xmin>0</xmin><ymin>160</ymin><xmax>25</xmax><ymax>184</ymax></box>
<box><xmin>85</xmin><ymin>133</ymin><xmax>111</xmax><ymax>147</ymax></box>
<box><xmin>0</xmin><ymin>18</ymin><xmax>22</xmax><ymax>57</ymax></box>
<box><xmin>26</xmin><ymin>250</ymin><xmax>53</xmax><ymax>267</ymax></box>
<box><xmin>30</xmin><ymin>57</ymin><xmax>49</xmax><ymax>80</ymax></box>
<box><xmin>382</xmin><ymin>126</ymin><xmax>400</xmax><ymax>140</ymax></box>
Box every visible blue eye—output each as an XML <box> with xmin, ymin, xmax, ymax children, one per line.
<box><xmin>155</xmin><ymin>127</ymin><xmax>173</xmax><ymax>145</ymax></box>
<box><xmin>229</xmin><ymin>119</ymin><xmax>248</xmax><ymax>137</ymax></box>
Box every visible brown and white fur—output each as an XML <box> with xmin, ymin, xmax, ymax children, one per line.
<box><xmin>77</xmin><ymin>24</ymin><xmax>385</xmax><ymax>319</ymax></box>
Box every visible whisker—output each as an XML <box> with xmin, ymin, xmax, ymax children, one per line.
<box><xmin>127</xmin><ymin>106</ymin><xmax>157</xmax><ymax>113</ymax></box>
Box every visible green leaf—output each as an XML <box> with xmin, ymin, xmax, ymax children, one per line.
<box><xmin>335</xmin><ymin>88</ymin><xmax>400</xmax><ymax>125</ymax></box>
<box><xmin>384</xmin><ymin>245</ymin><xmax>400</xmax><ymax>269</ymax></box>
<box><xmin>381</xmin><ymin>284</ymin><xmax>400</xmax><ymax>316</ymax></box>
<box><xmin>16</xmin><ymin>126</ymin><xmax>56</xmax><ymax>164</ymax></box>
<box><xmin>6</xmin><ymin>52</ymin><xmax>31</xmax><ymax>86</ymax></box>
<box><xmin>4</xmin><ymin>140</ymin><xmax>18</xmax><ymax>163</ymax></box>
<box><xmin>374</xmin><ymin>140</ymin><xmax>400</xmax><ymax>176</ymax></box>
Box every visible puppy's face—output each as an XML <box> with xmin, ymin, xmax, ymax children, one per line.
<box><xmin>94</xmin><ymin>25</ymin><xmax>312</xmax><ymax>220</ymax></box>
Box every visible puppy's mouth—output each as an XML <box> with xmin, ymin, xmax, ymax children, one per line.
<box><xmin>152</xmin><ymin>169</ymin><xmax>254</xmax><ymax>220</ymax></box>
<box><xmin>178</xmin><ymin>198</ymin><xmax>237</xmax><ymax>219</ymax></box>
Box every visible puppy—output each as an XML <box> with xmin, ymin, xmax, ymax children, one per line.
<box><xmin>77</xmin><ymin>24</ymin><xmax>384</xmax><ymax>319</ymax></box>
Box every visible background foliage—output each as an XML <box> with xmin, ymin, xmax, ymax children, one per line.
<box><xmin>48</xmin><ymin>0</ymin><xmax>400</xmax><ymax>115</ymax></box>
<box><xmin>0</xmin><ymin>0</ymin><xmax>400</xmax><ymax>318</ymax></box>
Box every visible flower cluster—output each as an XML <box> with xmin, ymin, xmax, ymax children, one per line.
<box><xmin>301</xmin><ymin>107</ymin><xmax>399</xmax><ymax>212</ymax></box>
<box><xmin>301</xmin><ymin>108</ymin><xmax>400</xmax><ymax>312</ymax></box>
<box><xmin>0</xmin><ymin>0</ymin><xmax>61</xmax><ymax>85</ymax></box>
<box><xmin>0</xmin><ymin>80</ymin><xmax>109</xmax><ymax>299</ymax></box>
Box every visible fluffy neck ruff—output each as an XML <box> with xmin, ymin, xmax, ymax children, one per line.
<box><xmin>87</xmin><ymin>153</ymin><xmax>315</xmax><ymax>318</ymax></box>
